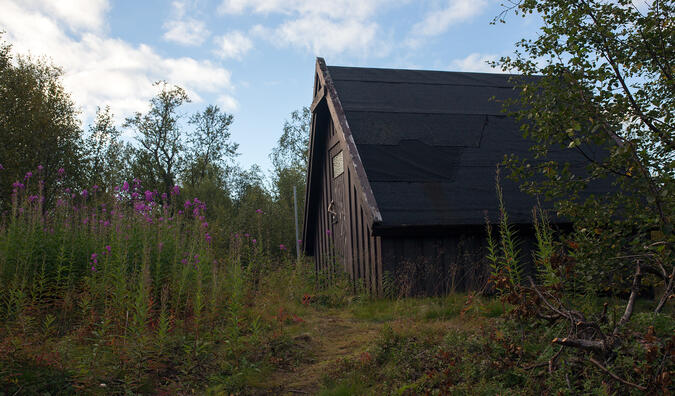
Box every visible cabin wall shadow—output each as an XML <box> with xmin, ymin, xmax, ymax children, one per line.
<box><xmin>379</xmin><ymin>227</ymin><xmax>538</xmax><ymax>296</ymax></box>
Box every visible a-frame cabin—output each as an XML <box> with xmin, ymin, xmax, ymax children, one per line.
<box><xmin>302</xmin><ymin>58</ymin><xmax>608</xmax><ymax>295</ymax></box>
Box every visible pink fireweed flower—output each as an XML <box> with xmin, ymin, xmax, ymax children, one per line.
<box><xmin>28</xmin><ymin>195</ymin><xmax>39</xmax><ymax>203</ymax></box>
<box><xmin>91</xmin><ymin>253</ymin><xmax>98</xmax><ymax>264</ymax></box>
<box><xmin>91</xmin><ymin>266</ymin><xmax>97</xmax><ymax>272</ymax></box>
<box><xmin>194</xmin><ymin>254</ymin><xmax>199</xmax><ymax>262</ymax></box>
<box><xmin>92</xmin><ymin>185</ymin><xmax>99</xmax><ymax>192</ymax></box>
<box><xmin>202</xmin><ymin>222</ymin><xmax>208</xmax><ymax>228</ymax></box>
<box><xmin>57</xmin><ymin>168</ymin><xmax>65</xmax><ymax>177</ymax></box>
<box><xmin>24</xmin><ymin>171</ymin><xmax>32</xmax><ymax>180</ymax></box>
<box><xmin>0</xmin><ymin>164</ymin><xmax>4</xmax><ymax>170</ymax></box>
<box><xmin>105</xmin><ymin>245</ymin><xmax>111</xmax><ymax>254</ymax></box>
<box><xmin>184</xmin><ymin>200</ymin><xmax>191</xmax><ymax>209</ymax></box>
<box><xmin>256</xmin><ymin>208</ymin><xmax>263</xmax><ymax>214</ymax></box>
<box><xmin>181</xmin><ymin>258</ymin><xmax>187</xmax><ymax>265</ymax></box>
<box><xmin>81</xmin><ymin>189</ymin><xmax>88</xmax><ymax>198</ymax></box>
<box><xmin>171</xmin><ymin>185</ymin><xmax>180</xmax><ymax>196</ymax></box>
<box><xmin>131</xmin><ymin>192</ymin><xmax>139</xmax><ymax>200</ymax></box>
<box><xmin>205</xmin><ymin>233</ymin><xmax>212</xmax><ymax>243</ymax></box>
<box><xmin>64</xmin><ymin>188</ymin><xmax>71</xmax><ymax>194</ymax></box>
<box><xmin>37</xmin><ymin>165</ymin><xmax>43</xmax><ymax>171</ymax></box>
<box><xmin>244</xmin><ymin>233</ymin><xmax>250</xmax><ymax>237</ymax></box>
<box><xmin>122</xmin><ymin>181</ymin><xmax>129</xmax><ymax>191</ymax></box>
<box><xmin>279</xmin><ymin>244</ymin><xmax>286</xmax><ymax>250</ymax></box>
<box><xmin>161</xmin><ymin>193</ymin><xmax>167</xmax><ymax>201</ymax></box>
<box><xmin>178</xmin><ymin>210</ymin><xmax>184</xmax><ymax>215</ymax></box>
<box><xmin>252</xmin><ymin>238</ymin><xmax>257</xmax><ymax>244</ymax></box>
<box><xmin>145</xmin><ymin>190</ymin><xmax>153</xmax><ymax>202</ymax></box>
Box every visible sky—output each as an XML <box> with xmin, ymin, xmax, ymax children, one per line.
<box><xmin>0</xmin><ymin>0</ymin><xmax>540</xmax><ymax>172</ymax></box>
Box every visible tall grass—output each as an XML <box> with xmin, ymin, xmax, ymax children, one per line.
<box><xmin>0</xmin><ymin>168</ymin><xmax>276</xmax><ymax>393</ymax></box>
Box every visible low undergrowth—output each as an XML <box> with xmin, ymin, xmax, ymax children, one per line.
<box><xmin>1</xmin><ymin>168</ymin><xmax>673</xmax><ymax>395</ymax></box>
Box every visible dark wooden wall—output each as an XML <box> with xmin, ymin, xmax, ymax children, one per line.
<box><xmin>310</xmin><ymin>110</ymin><xmax>383</xmax><ymax>294</ymax></box>
<box><xmin>379</xmin><ymin>229</ymin><xmax>538</xmax><ymax>296</ymax></box>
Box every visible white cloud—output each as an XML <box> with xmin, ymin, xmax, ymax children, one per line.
<box><xmin>162</xmin><ymin>1</ymin><xmax>210</xmax><ymax>46</ymax></box>
<box><xmin>163</xmin><ymin>18</ymin><xmax>210</xmax><ymax>46</ymax></box>
<box><xmin>0</xmin><ymin>0</ymin><xmax>234</xmax><ymax>126</ymax></box>
<box><xmin>449</xmin><ymin>53</ymin><xmax>501</xmax><ymax>73</ymax></box>
<box><xmin>19</xmin><ymin>0</ymin><xmax>110</xmax><ymax>32</ymax></box>
<box><xmin>217</xmin><ymin>94</ymin><xmax>239</xmax><ymax>112</ymax></box>
<box><xmin>220</xmin><ymin>0</ymin><xmax>397</xmax><ymax>56</ymax></box>
<box><xmin>411</xmin><ymin>0</ymin><xmax>487</xmax><ymax>37</ymax></box>
<box><xmin>214</xmin><ymin>31</ymin><xmax>253</xmax><ymax>59</ymax></box>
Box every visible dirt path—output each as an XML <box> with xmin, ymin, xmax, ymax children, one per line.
<box><xmin>260</xmin><ymin>311</ymin><xmax>384</xmax><ymax>395</ymax></box>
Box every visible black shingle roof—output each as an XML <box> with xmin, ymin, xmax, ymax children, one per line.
<box><xmin>327</xmin><ymin>65</ymin><xmax>608</xmax><ymax>227</ymax></box>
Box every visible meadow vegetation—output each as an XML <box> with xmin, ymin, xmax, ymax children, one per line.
<box><xmin>1</xmin><ymin>0</ymin><xmax>674</xmax><ymax>393</ymax></box>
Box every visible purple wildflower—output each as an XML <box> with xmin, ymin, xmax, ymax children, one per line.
<box><xmin>28</xmin><ymin>195</ymin><xmax>39</xmax><ymax>203</ymax></box>
<box><xmin>205</xmin><ymin>233</ymin><xmax>212</xmax><ymax>243</ymax></box>
<box><xmin>184</xmin><ymin>200</ymin><xmax>191</xmax><ymax>209</ymax></box>
<box><xmin>255</xmin><ymin>208</ymin><xmax>263</xmax><ymax>214</ymax></box>
<box><xmin>131</xmin><ymin>192</ymin><xmax>139</xmax><ymax>200</ymax></box>
<box><xmin>122</xmin><ymin>181</ymin><xmax>129</xmax><ymax>192</ymax></box>
<box><xmin>145</xmin><ymin>190</ymin><xmax>153</xmax><ymax>202</ymax></box>
<box><xmin>161</xmin><ymin>193</ymin><xmax>167</xmax><ymax>201</ymax></box>
<box><xmin>279</xmin><ymin>244</ymin><xmax>286</xmax><ymax>250</ymax></box>
<box><xmin>252</xmin><ymin>239</ymin><xmax>257</xmax><ymax>244</ymax></box>
<box><xmin>244</xmin><ymin>233</ymin><xmax>250</xmax><ymax>237</ymax></box>
<box><xmin>92</xmin><ymin>185</ymin><xmax>99</xmax><ymax>192</ymax></box>
<box><xmin>171</xmin><ymin>185</ymin><xmax>180</xmax><ymax>196</ymax></box>
<box><xmin>91</xmin><ymin>266</ymin><xmax>97</xmax><ymax>272</ymax></box>
<box><xmin>0</xmin><ymin>164</ymin><xmax>4</xmax><ymax>170</ymax></box>
<box><xmin>202</xmin><ymin>222</ymin><xmax>208</xmax><ymax>228</ymax></box>
<box><xmin>181</xmin><ymin>258</ymin><xmax>187</xmax><ymax>265</ymax></box>
<box><xmin>37</xmin><ymin>165</ymin><xmax>43</xmax><ymax>171</ymax></box>
<box><xmin>24</xmin><ymin>172</ymin><xmax>32</xmax><ymax>180</ymax></box>
<box><xmin>57</xmin><ymin>168</ymin><xmax>65</xmax><ymax>177</ymax></box>
<box><xmin>105</xmin><ymin>245</ymin><xmax>111</xmax><ymax>253</ymax></box>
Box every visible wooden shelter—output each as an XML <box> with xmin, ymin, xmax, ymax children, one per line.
<box><xmin>302</xmin><ymin>58</ymin><xmax>609</xmax><ymax>295</ymax></box>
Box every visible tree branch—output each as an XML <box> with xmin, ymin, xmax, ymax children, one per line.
<box><xmin>613</xmin><ymin>262</ymin><xmax>642</xmax><ymax>336</ymax></box>
<box><xmin>589</xmin><ymin>357</ymin><xmax>647</xmax><ymax>391</ymax></box>
<box><xmin>655</xmin><ymin>266</ymin><xmax>674</xmax><ymax>314</ymax></box>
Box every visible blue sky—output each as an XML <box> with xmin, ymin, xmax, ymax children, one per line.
<box><xmin>0</xmin><ymin>0</ymin><xmax>540</xmax><ymax>172</ymax></box>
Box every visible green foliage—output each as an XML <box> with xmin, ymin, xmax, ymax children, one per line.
<box><xmin>495</xmin><ymin>0</ymin><xmax>674</xmax><ymax>294</ymax></box>
<box><xmin>84</xmin><ymin>106</ymin><xmax>134</xmax><ymax>192</ymax></box>
<box><xmin>486</xmin><ymin>169</ymin><xmax>524</xmax><ymax>293</ymax></box>
<box><xmin>124</xmin><ymin>81</ymin><xmax>190</xmax><ymax>196</ymax></box>
<box><xmin>0</xmin><ymin>34</ymin><xmax>85</xmax><ymax>211</ymax></box>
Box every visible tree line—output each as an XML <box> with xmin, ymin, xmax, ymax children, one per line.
<box><xmin>0</xmin><ymin>34</ymin><xmax>310</xmax><ymax>256</ymax></box>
